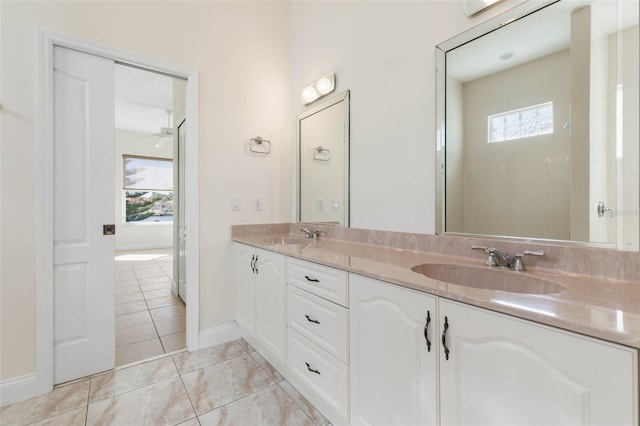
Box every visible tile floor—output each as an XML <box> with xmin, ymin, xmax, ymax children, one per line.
<box><xmin>115</xmin><ymin>249</ymin><xmax>186</xmax><ymax>366</ymax></box>
<box><xmin>0</xmin><ymin>339</ymin><xmax>330</xmax><ymax>426</ymax></box>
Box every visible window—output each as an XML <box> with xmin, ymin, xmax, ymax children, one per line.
<box><xmin>488</xmin><ymin>102</ymin><xmax>553</xmax><ymax>143</ymax></box>
<box><xmin>123</xmin><ymin>155</ymin><xmax>173</xmax><ymax>223</ymax></box>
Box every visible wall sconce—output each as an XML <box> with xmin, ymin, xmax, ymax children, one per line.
<box><xmin>301</xmin><ymin>72</ymin><xmax>336</xmax><ymax>105</ymax></box>
<box><xmin>462</xmin><ymin>0</ymin><xmax>504</xmax><ymax>16</ymax></box>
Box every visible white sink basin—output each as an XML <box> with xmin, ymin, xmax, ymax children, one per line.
<box><xmin>411</xmin><ymin>263</ymin><xmax>566</xmax><ymax>295</ymax></box>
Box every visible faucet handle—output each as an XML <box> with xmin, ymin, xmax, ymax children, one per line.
<box><xmin>512</xmin><ymin>250</ymin><xmax>544</xmax><ymax>271</ymax></box>
<box><xmin>471</xmin><ymin>246</ymin><xmax>499</xmax><ymax>267</ymax></box>
<box><xmin>471</xmin><ymin>245</ymin><xmax>489</xmax><ymax>252</ymax></box>
<box><xmin>298</xmin><ymin>227</ymin><xmax>313</xmax><ymax>238</ymax></box>
<box><xmin>312</xmin><ymin>230</ymin><xmax>325</xmax><ymax>240</ymax></box>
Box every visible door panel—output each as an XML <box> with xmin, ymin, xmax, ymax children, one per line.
<box><xmin>53</xmin><ymin>46</ymin><xmax>115</xmax><ymax>384</ymax></box>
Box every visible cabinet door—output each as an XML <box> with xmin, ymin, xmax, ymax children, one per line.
<box><xmin>234</xmin><ymin>243</ymin><xmax>256</xmax><ymax>335</ymax></box>
<box><xmin>439</xmin><ymin>299</ymin><xmax>638</xmax><ymax>426</ymax></box>
<box><xmin>350</xmin><ymin>274</ymin><xmax>438</xmax><ymax>426</ymax></box>
<box><xmin>255</xmin><ymin>248</ymin><xmax>286</xmax><ymax>363</ymax></box>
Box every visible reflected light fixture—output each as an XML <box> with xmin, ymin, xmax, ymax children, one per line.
<box><xmin>463</xmin><ymin>0</ymin><xmax>505</xmax><ymax>16</ymax></box>
<box><xmin>301</xmin><ymin>72</ymin><xmax>335</xmax><ymax>105</ymax></box>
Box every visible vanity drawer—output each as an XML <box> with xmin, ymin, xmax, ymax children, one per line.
<box><xmin>288</xmin><ymin>285</ymin><xmax>348</xmax><ymax>363</ymax></box>
<box><xmin>287</xmin><ymin>257</ymin><xmax>348</xmax><ymax>307</ymax></box>
<box><xmin>287</xmin><ymin>328</ymin><xmax>349</xmax><ymax>420</ymax></box>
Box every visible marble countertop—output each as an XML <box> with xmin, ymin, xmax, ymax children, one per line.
<box><xmin>233</xmin><ymin>233</ymin><xmax>640</xmax><ymax>350</ymax></box>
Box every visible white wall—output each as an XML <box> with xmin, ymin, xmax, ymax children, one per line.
<box><xmin>291</xmin><ymin>0</ymin><xmax>524</xmax><ymax>234</ymax></box>
<box><xmin>0</xmin><ymin>1</ymin><xmax>292</xmax><ymax>380</ymax></box>
<box><xmin>114</xmin><ymin>129</ymin><xmax>174</xmax><ymax>251</ymax></box>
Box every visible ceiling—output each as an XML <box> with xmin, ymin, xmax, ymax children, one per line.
<box><xmin>115</xmin><ymin>64</ymin><xmax>175</xmax><ymax>134</ymax></box>
<box><xmin>447</xmin><ymin>0</ymin><xmax>639</xmax><ymax>83</ymax></box>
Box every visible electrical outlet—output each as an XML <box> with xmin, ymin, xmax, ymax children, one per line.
<box><xmin>254</xmin><ymin>196</ymin><xmax>263</xmax><ymax>211</ymax></box>
<box><xmin>332</xmin><ymin>200</ymin><xmax>339</xmax><ymax>210</ymax></box>
<box><xmin>316</xmin><ymin>198</ymin><xmax>325</xmax><ymax>211</ymax></box>
<box><xmin>231</xmin><ymin>196</ymin><xmax>241</xmax><ymax>210</ymax></box>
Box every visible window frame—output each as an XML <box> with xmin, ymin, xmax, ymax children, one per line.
<box><xmin>487</xmin><ymin>101</ymin><xmax>554</xmax><ymax>144</ymax></box>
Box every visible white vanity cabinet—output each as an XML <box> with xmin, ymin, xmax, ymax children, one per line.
<box><xmin>286</xmin><ymin>257</ymin><xmax>350</xmax><ymax>424</ymax></box>
<box><xmin>439</xmin><ymin>299</ymin><xmax>638</xmax><ymax>426</ymax></box>
<box><xmin>234</xmin><ymin>243</ymin><xmax>286</xmax><ymax>366</ymax></box>
<box><xmin>349</xmin><ymin>274</ymin><xmax>438</xmax><ymax>426</ymax></box>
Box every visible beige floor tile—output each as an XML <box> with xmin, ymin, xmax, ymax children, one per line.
<box><xmin>154</xmin><ymin>315</ymin><xmax>185</xmax><ymax>337</ymax></box>
<box><xmin>140</xmin><ymin>281</ymin><xmax>172</xmax><ymax>292</ymax></box>
<box><xmin>237</xmin><ymin>338</ymin><xmax>255</xmax><ymax>353</ymax></box>
<box><xmin>172</xmin><ymin>341</ymin><xmax>247</xmax><ymax>375</ymax></box>
<box><xmin>134</xmin><ymin>270</ymin><xmax>169</xmax><ymax>279</ymax></box>
<box><xmin>160</xmin><ymin>331</ymin><xmax>186</xmax><ymax>353</ymax></box>
<box><xmin>116</xmin><ymin>338</ymin><xmax>164</xmax><ymax>366</ymax></box>
<box><xmin>114</xmin><ymin>300</ymin><xmax>148</xmax><ymax>316</ymax></box>
<box><xmin>89</xmin><ymin>357</ymin><xmax>178</xmax><ymax>402</ymax></box>
<box><xmin>143</xmin><ymin>287</ymin><xmax>173</xmax><ymax>300</ymax></box>
<box><xmin>27</xmin><ymin>380</ymin><xmax>90</xmax><ymax>424</ymax></box>
<box><xmin>115</xmin><ymin>310</ymin><xmax>152</xmax><ymax>329</ymax></box>
<box><xmin>137</xmin><ymin>275</ymin><xmax>172</xmax><ymax>285</ymax></box>
<box><xmin>250</xmin><ymin>351</ymin><xmax>284</xmax><ymax>383</ymax></box>
<box><xmin>181</xmin><ymin>355</ymin><xmax>274</xmax><ymax>415</ymax></box>
<box><xmin>176</xmin><ymin>418</ymin><xmax>200</xmax><ymax>426</ymax></box>
<box><xmin>198</xmin><ymin>384</ymin><xmax>314</xmax><ymax>426</ymax></box>
<box><xmin>115</xmin><ymin>291</ymin><xmax>144</xmax><ymax>305</ymax></box>
<box><xmin>146</xmin><ymin>294</ymin><xmax>182</xmax><ymax>310</ymax></box>
<box><xmin>27</xmin><ymin>406</ymin><xmax>87</xmax><ymax>426</ymax></box>
<box><xmin>114</xmin><ymin>284</ymin><xmax>141</xmax><ymax>296</ymax></box>
<box><xmin>116</xmin><ymin>322</ymin><xmax>158</xmax><ymax>348</ymax></box>
<box><xmin>86</xmin><ymin>377</ymin><xmax>195</xmax><ymax>425</ymax></box>
<box><xmin>278</xmin><ymin>381</ymin><xmax>330</xmax><ymax>426</ymax></box>
<box><xmin>150</xmin><ymin>303</ymin><xmax>185</xmax><ymax>322</ymax></box>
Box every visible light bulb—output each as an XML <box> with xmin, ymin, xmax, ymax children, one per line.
<box><xmin>302</xmin><ymin>86</ymin><xmax>318</xmax><ymax>103</ymax></box>
<box><xmin>316</xmin><ymin>77</ymin><xmax>333</xmax><ymax>94</ymax></box>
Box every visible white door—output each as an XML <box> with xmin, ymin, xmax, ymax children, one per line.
<box><xmin>349</xmin><ymin>274</ymin><xmax>438</xmax><ymax>426</ymax></box>
<box><xmin>254</xmin><ymin>249</ymin><xmax>286</xmax><ymax>364</ymax></box>
<box><xmin>439</xmin><ymin>299</ymin><xmax>637</xmax><ymax>426</ymax></box>
<box><xmin>53</xmin><ymin>46</ymin><xmax>115</xmax><ymax>384</ymax></box>
<box><xmin>174</xmin><ymin>118</ymin><xmax>187</xmax><ymax>302</ymax></box>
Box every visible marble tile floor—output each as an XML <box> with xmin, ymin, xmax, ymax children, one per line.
<box><xmin>115</xmin><ymin>249</ymin><xmax>186</xmax><ymax>366</ymax></box>
<box><xmin>0</xmin><ymin>339</ymin><xmax>331</xmax><ymax>426</ymax></box>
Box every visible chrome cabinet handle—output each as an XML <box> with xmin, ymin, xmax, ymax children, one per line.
<box><xmin>304</xmin><ymin>275</ymin><xmax>320</xmax><ymax>283</ymax></box>
<box><xmin>305</xmin><ymin>314</ymin><xmax>320</xmax><ymax>324</ymax></box>
<box><xmin>305</xmin><ymin>362</ymin><xmax>321</xmax><ymax>375</ymax></box>
<box><xmin>442</xmin><ymin>316</ymin><xmax>450</xmax><ymax>361</ymax></box>
<box><xmin>424</xmin><ymin>310</ymin><xmax>431</xmax><ymax>352</ymax></box>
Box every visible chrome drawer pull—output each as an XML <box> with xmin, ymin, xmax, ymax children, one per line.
<box><xmin>304</xmin><ymin>275</ymin><xmax>320</xmax><ymax>283</ymax></box>
<box><xmin>305</xmin><ymin>314</ymin><xmax>320</xmax><ymax>324</ymax></box>
<box><xmin>305</xmin><ymin>362</ymin><xmax>321</xmax><ymax>375</ymax></box>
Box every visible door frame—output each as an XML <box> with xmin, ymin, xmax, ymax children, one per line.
<box><xmin>35</xmin><ymin>29</ymin><xmax>200</xmax><ymax>395</ymax></box>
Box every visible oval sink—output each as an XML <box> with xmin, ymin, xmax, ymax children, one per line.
<box><xmin>261</xmin><ymin>236</ymin><xmax>311</xmax><ymax>246</ymax></box>
<box><xmin>411</xmin><ymin>263</ymin><xmax>566</xmax><ymax>295</ymax></box>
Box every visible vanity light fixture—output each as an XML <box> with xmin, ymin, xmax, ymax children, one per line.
<box><xmin>462</xmin><ymin>0</ymin><xmax>504</xmax><ymax>16</ymax></box>
<box><xmin>301</xmin><ymin>72</ymin><xmax>336</xmax><ymax>105</ymax></box>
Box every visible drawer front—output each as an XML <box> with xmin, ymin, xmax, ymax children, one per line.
<box><xmin>287</xmin><ymin>328</ymin><xmax>349</xmax><ymax>420</ymax></box>
<box><xmin>288</xmin><ymin>285</ymin><xmax>349</xmax><ymax>363</ymax></box>
<box><xmin>287</xmin><ymin>257</ymin><xmax>348</xmax><ymax>306</ymax></box>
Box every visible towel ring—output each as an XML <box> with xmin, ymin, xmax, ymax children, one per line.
<box><xmin>249</xmin><ymin>136</ymin><xmax>271</xmax><ymax>155</ymax></box>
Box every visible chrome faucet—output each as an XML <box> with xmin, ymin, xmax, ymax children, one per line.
<box><xmin>471</xmin><ymin>246</ymin><xmax>544</xmax><ymax>271</ymax></box>
<box><xmin>298</xmin><ymin>228</ymin><xmax>324</xmax><ymax>241</ymax></box>
<box><xmin>298</xmin><ymin>227</ymin><xmax>313</xmax><ymax>238</ymax></box>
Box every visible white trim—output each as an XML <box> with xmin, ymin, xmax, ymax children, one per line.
<box><xmin>198</xmin><ymin>322</ymin><xmax>242</xmax><ymax>350</ymax></box>
<box><xmin>0</xmin><ymin>374</ymin><xmax>37</xmax><ymax>407</ymax></box>
<box><xmin>35</xmin><ymin>28</ymin><xmax>200</xmax><ymax>402</ymax></box>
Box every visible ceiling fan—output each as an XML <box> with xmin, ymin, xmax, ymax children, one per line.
<box><xmin>133</xmin><ymin>110</ymin><xmax>174</xmax><ymax>146</ymax></box>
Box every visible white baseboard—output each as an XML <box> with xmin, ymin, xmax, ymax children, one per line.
<box><xmin>198</xmin><ymin>322</ymin><xmax>241</xmax><ymax>350</ymax></box>
<box><xmin>115</xmin><ymin>242</ymin><xmax>173</xmax><ymax>252</ymax></box>
<box><xmin>0</xmin><ymin>373</ymin><xmax>37</xmax><ymax>407</ymax></box>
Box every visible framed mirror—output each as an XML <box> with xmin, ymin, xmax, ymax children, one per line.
<box><xmin>436</xmin><ymin>0</ymin><xmax>639</xmax><ymax>250</ymax></box>
<box><xmin>298</xmin><ymin>91</ymin><xmax>350</xmax><ymax>226</ymax></box>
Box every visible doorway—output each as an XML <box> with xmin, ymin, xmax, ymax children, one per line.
<box><xmin>113</xmin><ymin>64</ymin><xmax>187</xmax><ymax>366</ymax></box>
<box><xmin>36</xmin><ymin>30</ymin><xmax>200</xmax><ymax>395</ymax></box>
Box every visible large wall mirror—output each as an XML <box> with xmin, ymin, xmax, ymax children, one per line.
<box><xmin>298</xmin><ymin>91</ymin><xmax>350</xmax><ymax>226</ymax></box>
<box><xmin>436</xmin><ymin>0</ymin><xmax>639</xmax><ymax>250</ymax></box>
